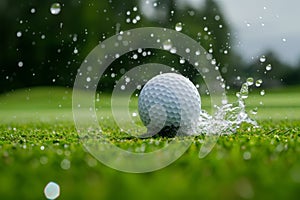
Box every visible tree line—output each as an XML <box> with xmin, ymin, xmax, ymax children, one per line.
<box><xmin>1</xmin><ymin>0</ymin><xmax>299</xmax><ymax>93</ymax></box>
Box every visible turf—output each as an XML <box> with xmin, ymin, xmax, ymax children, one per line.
<box><xmin>0</xmin><ymin>87</ymin><xmax>300</xmax><ymax>199</ymax></box>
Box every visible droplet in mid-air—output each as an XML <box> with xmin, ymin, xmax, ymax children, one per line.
<box><xmin>246</xmin><ymin>77</ymin><xmax>254</xmax><ymax>86</ymax></box>
<box><xmin>16</xmin><ymin>31</ymin><xmax>22</xmax><ymax>37</ymax></box>
<box><xmin>255</xmin><ymin>79</ymin><xmax>263</xmax><ymax>87</ymax></box>
<box><xmin>266</xmin><ymin>64</ymin><xmax>272</xmax><ymax>71</ymax></box>
<box><xmin>31</xmin><ymin>8</ymin><xmax>36</xmax><ymax>14</ymax></box>
<box><xmin>214</xmin><ymin>15</ymin><xmax>220</xmax><ymax>21</ymax></box>
<box><xmin>259</xmin><ymin>55</ymin><xmax>266</xmax><ymax>63</ymax></box>
<box><xmin>163</xmin><ymin>39</ymin><xmax>172</xmax><ymax>51</ymax></box>
<box><xmin>179</xmin><ymin>58</ymin><xmax>185</xmax><ymax>64</ymax></box>
<box><xmin>175</xmin><ymin>22</ymin><xmax>183</xmax><ymax>32</ymax></box>
<box><xmin>50</xmin><ymin>3</ymin><xmax>61</xmax><ymax>15</ymax></box>
<box><xmin>18</xmin><ymin>61</ymin><xmax>23</xmax><ymax>67</ymax></box>
<box><xmin>250</xmin><ymin>107</ymin><xmax>258</xmax><ymax>115</ymax></box>
<box><xmin>260</xmin><ymin>90</ymin><xmax>265</xmax><ymax>96</ymax></box>
<box><xmin>44</xmin><ymin>182</ymin><xmax>60</xmax><ymax>200</ymax></box>
<box><xmin>60</xmin><ymin>159</ymin><xmax>71</xmax><ymax>170</ymax></box>
<box><xmin>237</xmin><ymin>83</ymin><xmax>249</xmax><ymax>99</ymax></box>
<box><xmin>73</xmin><ymin>47</ymin><xmax>78</xmax><ymax>54</ymax></box>
<box><xmin>170</xmin><ymin>47</ymin><xmax>177</xmax><ymax>54</ymax></box>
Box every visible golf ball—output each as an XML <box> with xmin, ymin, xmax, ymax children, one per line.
<box><xmin>138</xmin><ymin>73</ymin><xmax>201</xmax><ymax>135</ymax></box>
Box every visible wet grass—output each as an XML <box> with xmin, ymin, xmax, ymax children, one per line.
<box><xmin>0</xmin><ymin>87</ymin><xmax>300</xmax><ymax>199</ymax></box>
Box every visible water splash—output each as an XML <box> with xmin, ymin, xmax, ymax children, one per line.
<box><xmin>194</xmin><ymin>82</ymin><xmax>257</xmax><ymax>136</ymax></box>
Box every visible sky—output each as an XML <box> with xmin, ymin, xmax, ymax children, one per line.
<box><xmin>193</xmin><ymin>0</ymin><xmax>300</xmax><ymax>65</ymax></box>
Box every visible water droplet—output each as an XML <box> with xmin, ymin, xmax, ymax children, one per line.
<box><xmin>282</xmin><ymin>38</ymin><xmax>287</xmax><ymax>42</ymax></box>
<box><xmin>163</xmin><ymin>40</ymin><xmax>172</xmax><ymax>50</ymax></box>
<box><xmin>179</xmin><ymin>58</ymin><xmax>185</xmax><ymax>64</ymax></box>
<box><xmin>44</xmin><ymin>182</ymin><xmax>60</xmax><ymax>200</ymax></box>
<box><xmin>250</xmin><ymin>107</ymin><xmax>258</xmax><ymax>115</ymax></box>
<box><xmin>73</xmin><ymin>47</ymin><xmax>78</xmax><ymax>54</ymax></box>
<box><xmin>50</xmin><ymin>3</ymin><xmax>61</xmax><ymax>15</ymax></box>
<box><xmin>73</xmin><ymin>34</ymin><xmax>78</xmax><ymax>42</ymax></box>
<box><xmin>170</xmin><ymin>47</ymin><xmax>177</xmax><ymax>54</ymax></box>
<box><xmin>40</xmin><ymin>156</ymin><xmax>48</xmax><ymax>165</ymax></box>
<box><xmin>266</xmin><ymin>64</ymin><xmax>272</xmax><ymax>71</ymax></box>
<box><xmin>132</xmin><ymin>112</ymin><xmax>137</xmax><ymax>117</ymax></box>
<box><xmin>18</xmin><ymin>61</ymin><xmax>23</xmax><ymax>67</ymax></box>
<box><xmin>61</xmin><ymin>159</ymin><xmax>71</xmax><ymax>170</ymax></box>
<box><xmin>246</xmin><ymin>77</ymin><xmax>254</xmax><ymax>86</ymax></box>
<box><xmin>125</xmin><ymin>77</ymin><xmax>130</xmax><ymax>83</ymax></box>
<box><xmin>120</xmin><ymin>85</ymin><xmax>126</xmax><ymax>90</ymax></box>
<box><xmin>259</xmin><ymin>55</ymin><xmax>266</xmax><ymax>63</ymax></box>
<box><xmin>86</xmin><ymin>77</ymin><xmax>91</xmax><ymax>82</ymax></box>
<box><xmin>255</xmin><ymin>79</ymin><xmax>263</xmax><ymax>87</ymax></box>
<box><xmin>260</xmin><ymin>90</ymin><xmax>265</xmax><ymax>96</ymax></box>
<box><xmin>214</xmin><ymin>15</ymin><xmax>220</xmax><ymax>21</ymax></box>
<box><xmin>240</xmin><ymin>83</ymin><xmax>249</xmax><ymax>99</ymax></box>
<box><xmin>16</xmin><ymin>31</ymin><xmax>22</xmax><ymax>37</ymax></box>
<box><xmin>31</xmin><ymin>8</ymin><xmax>36</xmax><ymax>14</ymax></box>
<box><xmin>243</xmin><ymin>151</ymin><xmax>251</xmax><ymax>160</ymax></box>
<box><xmin>175</xmin><ymin>22</ymin><xmax>183</xmax><ymax>32</ymax></box>
<box><xmin>132</xmin><ymin>54</ymin><xmax>138</xmax><ymax>59</ymax></box>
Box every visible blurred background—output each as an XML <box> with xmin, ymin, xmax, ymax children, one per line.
<box><xmin>1</xmin><ymin>0</ymin><xmax>300</xmax><ymax>94</ymax></box>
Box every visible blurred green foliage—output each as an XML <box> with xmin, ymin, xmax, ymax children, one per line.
<box><xmin>1</xmin><ymin>0</ymin><xmax>300</xmax><ymax>93</ymax></box>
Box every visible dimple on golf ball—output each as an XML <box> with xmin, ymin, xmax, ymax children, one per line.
<box><xmin>138</xmin><ymin>73</ymin><xmax>201</xmax><ymax>135</ymax></box>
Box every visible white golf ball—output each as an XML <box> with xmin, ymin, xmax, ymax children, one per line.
<box><xmin>138</xmin><ymin>73</ymin><xmax>201</xmax><ymax>136</ymax></box>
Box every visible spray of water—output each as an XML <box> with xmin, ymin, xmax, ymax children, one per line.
<box><xmin>194</xmin><ymin>81</ymin><xmax>257</xmax><ymax>136</ymax></box>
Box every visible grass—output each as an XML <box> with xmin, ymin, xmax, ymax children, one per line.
<box><xmin>0</xmin><ymin>86</ymin><xmax>300</xmax><ymax>199</ymax></box>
